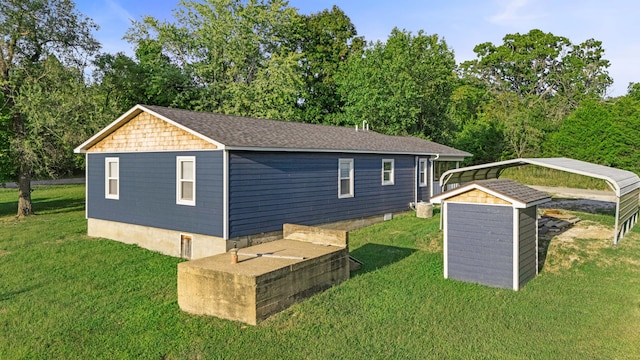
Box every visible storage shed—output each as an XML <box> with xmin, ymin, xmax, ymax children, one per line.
<box><xmin>430</xmin><ymin>179</ymin><xmax>551</xmax><ymax>290</ymax></box>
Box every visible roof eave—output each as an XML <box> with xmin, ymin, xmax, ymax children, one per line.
<box><xmin>225</xmin><ymin>146</ymin><xmax>469</xmax><ymax>157</ymax></box>
<box><xmin>74</xmin><ymin>104</ymin><xmax>226</xmax><ymax>154</ymax></box>
<box><xmin>74</xmin><ymin>105</ymin><xmax>145</xmax><ymax>153</ymax></box>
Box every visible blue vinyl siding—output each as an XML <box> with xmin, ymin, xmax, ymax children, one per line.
<box><xmin>447</xmin><ymin>203</ymin><xmax>513</xmax><ymax>289</ymax></box>
<box><xmin>228</xmin><ymin>151</ymin><xmax>414</xmax><ymax>237</ymax></box>
<box><xmin>87</xmin><ymin>151</ymin><xmax>223</xmax><ymax>237</ymax></box>
<box><xmin>519</xmin><ymin>207</ymin><xmax>538</xmax><ymax>287</ymax></box>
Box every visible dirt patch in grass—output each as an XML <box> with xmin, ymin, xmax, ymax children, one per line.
<box><xmin>0</xmin><ymin>250</ymin><xmax>10</xmax><ymax>256</ymax></box>
<box><xmin>543</xmin><ymin>220</ymin><xmax>612</xmax><ymax>273</ymax></box>
<box><xmin>554</xmin><ymin>221</ymin><xmax>613</xmax><ymax>243</ymax></box>
<box><xmin>417</xmin><ymin>233</ymin><xmax>442</xmax><ymax>253</ymax></box>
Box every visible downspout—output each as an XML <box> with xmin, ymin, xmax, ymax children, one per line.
<box><xmin>414</xmin><ymin>156</ymin><xmax>418</xmax><ymax>205</ymax></box>
<box><xmin>430</xmin><ymin>153</ymin><xmax>440</xmax><ymax>198</ymax></box>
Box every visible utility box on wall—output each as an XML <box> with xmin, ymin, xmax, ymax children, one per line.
<box><xmin>431</xmin><ymin>179</ymin><xmax>551</xmax><ymax>290</ymax></box>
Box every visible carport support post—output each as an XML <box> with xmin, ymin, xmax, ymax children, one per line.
<box><xmin>614</xmin><ymin>197</ymin><xmax>620</xmax><ymax>245</ymax></box>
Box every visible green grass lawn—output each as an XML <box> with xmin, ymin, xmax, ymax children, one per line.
<box><xmin>1</xmin><ymin>185</ymin><xmax>639</xmax><ymax>359</ymax></box>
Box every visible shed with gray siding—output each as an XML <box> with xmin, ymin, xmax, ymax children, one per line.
<box><xmin>431</xmin><ymin>179</ymin><xmax>551</xmax><ymax>290</ymax></box>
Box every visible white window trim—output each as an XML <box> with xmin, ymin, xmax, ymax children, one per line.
<box><xmin>177</xmin><ymin>156</ymin><xmax>196</xmax><ymax>206</ymax></box>
<box><xmin>105</xmin><ymin>157</ymin><xmax>119</xmax><ymax>200</ymax></box>
<box><xmin>382</xmin><ymin>159</ymin><xmax>394</xmax><ymax>186</ymax></box>
<box><xmin>338</xmin><ymin>158</ymin><xmax>354</xmax><ymax>199</ymax></box>
<box><xmin>419</xmin><ymin>158</ymin><xmax>428</xmax><ymax>187</ymax></box>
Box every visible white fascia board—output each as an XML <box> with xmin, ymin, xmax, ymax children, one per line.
<box><xmin>224</xmin><ymin>146</ymin><xmax>445</xmax><ymax>156</ymax></box>
<box><xmin>430</xmin><ymin>182</ymin><xmax>527</xmax><ymax>207</ymax></box>
<box><xmin>74</xmin><ymin>105</ymin><xmax>144</xmax><ymax>153</ymax></box>
<box><xmin>432</xmin><ymin>155</ymin><xmax>467</xmax><ymax>162</ymax></box>
<box><xmin>74</xmin><ymin>104</ymin><xmax>226</xmax><ymax>153</ymax></box>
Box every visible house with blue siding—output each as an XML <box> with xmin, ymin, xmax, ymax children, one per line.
<box><xmin>75</xmin><ymin>105</ymin><xmax>470</xmax><ymax>259</ymax></box>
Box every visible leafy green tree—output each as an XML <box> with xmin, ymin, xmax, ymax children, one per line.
<box><xmin>16</xmin><ymin>56</ymin><xmax>105</xmax><ymax>179</ymax></box>
<box><xmin>92</xmin><ymin>52</ymin><xmax>147</xmax><ymax>115</ymax></box>
<box><xmin>458</xmin><ymin>29</ymin><xmax>612</xmax><ymax>159</ymax></box>
<box><xmin>92</xmin><ymin>39</ymin><xmax>194</xmax><ymax>116</ymax></box>
<box><xmin>0</xmin><ymin>0</ymin><xmax>99</xmax><ymax>216</ymax></box>
<box><xmin>546</xmin><ymin>95</ymin><xmax>640</xmax><ymax>174</ymax></box>
<box><xmin>292</xmin><ymin>6</ymin><xmax>364</xmax><ymax>123</ymax></box>
<box><xmin>126</xmin><ymin>0</ymin><xmax>302</xmax><ymax>119</ymax></box>
<box><xmin>336</xmin><ymin>28</ymin><xmax>456</xmax><ymax>143</ymax></box>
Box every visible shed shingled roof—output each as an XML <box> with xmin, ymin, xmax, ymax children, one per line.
<box><xmin>431</xmin><ymin>179</ymin><xmax>551</xmax><ymax>207</ymax></box>
<box><xmin>471</xmin><ymin>179</ymin><xmax>551</xmax><ymax>204</ymax></box>
<box><xmin>74</xmin><ymin>105</ymin><xmax>471</xmax><ymax>156</ymax></box>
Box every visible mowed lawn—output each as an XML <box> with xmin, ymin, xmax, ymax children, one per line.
<box><xmin>1</xmin><ymin>185</ymin><xmax>639</xmax><ymax>359</ymax></box>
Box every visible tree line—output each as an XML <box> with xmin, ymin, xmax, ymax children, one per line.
<box><xmin>1</xmin><ymin>0</ymin><xmax>639</xmax><ymax>216</ymax></box>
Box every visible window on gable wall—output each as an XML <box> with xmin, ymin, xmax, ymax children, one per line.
<box><xmin>177</xmin><ymin>156</ymin><xmax>196</xmax><ymax>206</ymax></box>
<box><xmin>382</xmin><ymin>159</ymin><xmax>394</xmax><ymax>185</ymax></box>
<box><xmin>419</xmin><ymin>159</ymin><xmax>428</xmax><ymax>187</ymax></box>
<box><xmin>105</xmin><ymin>157</ymin><xmax>119</xmax><ymax>199</ymax></box>
<box><xmin>338</xmin><ymin>158</ymin><xmax>354</xmax><ymax>198</ymax></box>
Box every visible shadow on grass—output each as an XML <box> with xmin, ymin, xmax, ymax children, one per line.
<box><xmin>0</xmin><ymin>195</ymin><xmax>84</xmax><ymax>218</ymax></box>
<box><xmin>349</xmin><ymin>243</ymin><xmax>416</xmax><ymax>276</ymax></box>
<box><xmin>33</xmin><ymin>197</ymin><xmax>85</xmax><ymax>215</ymax></box>
<box><xmin>0</xmin><ymin>285</ymin><xmax>41</xmax><ymax>302</ymax></box>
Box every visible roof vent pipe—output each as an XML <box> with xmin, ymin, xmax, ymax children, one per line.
<box><xmin>362</xmin><ymin>120</ymin><xmax>368</xmax><ymax>131</ymax></box>
<box><xmin>355</xmin><ymin>124</ymin><xmax>358</xmax><ymax>132</ymax></box>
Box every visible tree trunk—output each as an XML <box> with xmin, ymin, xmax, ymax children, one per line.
<box><xmin>17</xmin><ymin>167</ymin><xmax>33</xmax><ymax>217</ymax></box>
<box><xmin>13</xmin><ymin>109</ymin><xmax>33</xmax><ymax>217</ymax></box>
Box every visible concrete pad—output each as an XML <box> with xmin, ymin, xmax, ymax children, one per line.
<box><xmin>178</xmin><ymin>238</ymin><xmax>349</xmax><ymax>325</ymax></box>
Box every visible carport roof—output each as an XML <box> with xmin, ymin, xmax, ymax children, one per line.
<box><xmin>440</xmin><ymin>158</ymin><xmax>639</xmax><ymax>197</ymax></box>
<box><xmin>438</xmin><ymin>157</ymin><xmax>640</xmax><ymax>244</ymax></box>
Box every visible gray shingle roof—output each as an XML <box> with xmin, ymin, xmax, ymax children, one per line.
<box><xmin>472</xmin><ymin>179</ymin><xmax>551</xmax><ymax>205</ymax></box>
<box><xmin>142</xmin><ymin>105</ymin><xmax>470</xmax><ymax>156</ymax></box>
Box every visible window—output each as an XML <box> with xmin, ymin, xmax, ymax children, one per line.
<box><xmin>419</xmin><ymin>159</ymin><xmax>428</xmax><ymax>187</ymax></box>
<box><xmin>105</xmin><ymin>157</ymin><xmax>119</xmax><ymax>199</ymax></box>
<box><xmin>338</xmin><ymin>159</ymin><xmax>354</xmax><ymax>198</ymax></box>
<box><xmin>177</xmin><ymin>156</ymin><xmax>196</xmax><ymax>206</ymax></box>
<box><xmin>382</xmin><ymin>159</ymin><xmax>394</xmax><ymax>185</ymax></box>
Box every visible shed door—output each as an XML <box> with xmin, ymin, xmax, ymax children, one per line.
<box><xmin>446</xmin><ymin>203</ymin><xmax>513</xmax><ymax>288</ymax></box>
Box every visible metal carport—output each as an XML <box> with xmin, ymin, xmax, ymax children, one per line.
<box><xmin>438</xmin><ymin>158</ymin><xmax>640</xmax><ymax>244</ymax></box>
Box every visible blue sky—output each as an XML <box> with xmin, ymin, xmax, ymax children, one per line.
<box><xmin>76</xmin><ymin>0</ymin><xmax>639</xmax><ymax>97</ymax></box>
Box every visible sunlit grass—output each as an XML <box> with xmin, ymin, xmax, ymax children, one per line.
<box><xmin>501</xmin><ymin>165</ymin><xmax>611</xmax><ymax>190</ymax></box>
<box><xmin>1</xmin><ymin>185</ymin><xmax>639</xmax><ymax>359</ymax></box>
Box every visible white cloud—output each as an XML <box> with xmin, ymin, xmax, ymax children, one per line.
<box><xmin>105</xmin><ymin>0</ymin><xmax>135</xmax><ymax>25</ymax></box>
<box><xmin>487</xmin><ymin>0</ymin><xmax>544</xmax><ymax>27</ymax></box>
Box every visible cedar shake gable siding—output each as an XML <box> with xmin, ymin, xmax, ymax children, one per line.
<box><xmin>87</xmin><ymin>111</ymin><xmax>217</xmax><ymax>153</ymax></box>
